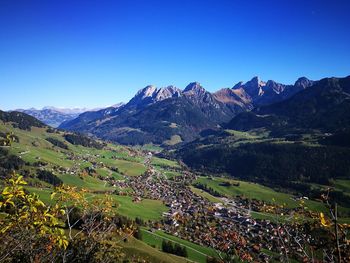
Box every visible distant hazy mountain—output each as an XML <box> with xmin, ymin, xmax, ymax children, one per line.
<box><xmin>59</xmin><ymin>76</ymin><xmax>316</xmax><ymax>145</ymax></box>
<box><xmin>15</xmin><ymin>106</ymin><xmax>106</xmax><ymax>127</ymax></box>
<box><xmin>58</xmin><ymin>103</ymin><xmax>124</xmax><ymax>131</ymax></box>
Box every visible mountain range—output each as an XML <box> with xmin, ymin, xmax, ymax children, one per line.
<box><xmin>227</xmin><ymin>76</ymin><xmax>350</xmax><ymax>134</ymax></box>
<box><xmin>59</xmin><ymin>76</ymin><xmax>315</xmax><ymax>145</ymax></box>
<box><xmin>218</xmin><ymin>76</ymin><xmax>314</xmax><ymax>107</ymax></box>
<box><xmin>14</xmin><ymin>106</ymin><xmax>120</xmax><ymax>128</ymax></box>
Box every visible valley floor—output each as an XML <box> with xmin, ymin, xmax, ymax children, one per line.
<box><xmin>1</xmin><ymin>121</ymin><xmax>350</xmax><ymax>262</ymax></box>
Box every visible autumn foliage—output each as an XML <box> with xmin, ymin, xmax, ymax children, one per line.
<box><xmin>0</xmin><ymin>173</ymin><xmax>130</xmax><ymax>262</ymax></box>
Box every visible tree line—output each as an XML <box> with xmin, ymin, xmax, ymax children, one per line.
<box><xmin>161</xmin><ymin>240</ymin><xmax>188</xmax><ymax>257</ymax></box>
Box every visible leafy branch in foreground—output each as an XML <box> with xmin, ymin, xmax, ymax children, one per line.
<box><xmin>0</xmin><ymin>173</ymin><xmax>67</xmax><ymax>262</ymax></box>
<box><xmin>0</xmin><ymin>173</ymin><xmax>134</xmax><ymax>262</ymax></box>
<box><xmin>318</xmin><ymin>189</ymin><xmax>350</xmax><ymax>263</ymax></box>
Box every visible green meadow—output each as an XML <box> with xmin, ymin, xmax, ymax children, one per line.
<box><xmin>140</xmin><ymin>228</ymin><xmax>220</xmax><ymax>263</ymax></box>
<box><xmin>195</xmin><ymin>176</ymin><xmax>327</xmax><ymax>212</ymax></box>
<box><xmin>151</xmin><ymin>156</ymin><xmax>180</xmax><ymax>169</ymax></box>
<box><xmin>26</xmin><ymin>187</ymin><xmax>168</xmax><ymax>221</ymax></box>
<box><xmin>110</xmin><ymin>195</ymin><xmax>168</xmax><ymax>221</ymax></box>
<box><xmin>119</xmin><ymin>236</ymin><xmax>188</xmax><ymax>263</ymax></box>
<box><xmin>189</xmin><ymin>186</ymin><xmax>222</xmax><ymax>203</ymax></box>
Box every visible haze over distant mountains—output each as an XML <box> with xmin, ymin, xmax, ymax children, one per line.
<box><xmin>14</xmin><ymin>106</ymin><xmax>104</xmax><ymax>127</ymax></box>
<box><xmin>59</xmin><ymin>76</ymin><xmax>316</xmax><ymax>145</ymax></box>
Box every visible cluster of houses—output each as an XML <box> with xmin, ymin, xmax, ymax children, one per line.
<box><xmin>110</xmin><ymin>159</ymin><xmax>317</xmax><ymax>262</ymax></box>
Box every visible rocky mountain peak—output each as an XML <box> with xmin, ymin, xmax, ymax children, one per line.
<box><xmin>232</xmin><ymin>77</ymin><xmax>266</xmax><ymax>91</ymax></box>
<box><xmin>232</xmin><ymin>81</ymin><xmax>244</xmax><ymax>89</ymax></box>
<box><xmin>247</xmin><ymin>76</ymin><xmax>266</xmax><ymax>87</ymax></box>
<box><xmin>135</xmin><ymin>85</ymin><xmax>158</xmax><ymax>98</ymax></box>
<box><xmin>294</xmin><ymin>77</ymin><xmax>314</xmax><ymax>89</ymax></box>
<box><xmin>128</xmin><ymin>85</ymin><xmax>182</xmax><ymax>108</ymax></box>
<box><xmin>183</xmin><ymin>82</ymin><xmax>206</xmax><ymax>95</ymax></box>
<box><xmin>265</xmin><ymin>80</ymin><xmax>286</xmax><ymax>94</ymax></box>
<box><xmin>155</xmin><ymin>86</ymin><xmax>182</xmax><ymax>101</ymax></box>
<box><xmin>265</xmin><ymin>80</ymin><xmax>277</xmax><ymax>86</ymax></box>
<box><xmin>242</xmin><ymin>76</ymin><xmax>266</xmax><ymax>98</ymax></box>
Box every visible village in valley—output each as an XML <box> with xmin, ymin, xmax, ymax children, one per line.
<box><xmin>109</xmin><ymin>150</ymin><xmax>320</xmax><ymax>262</ymax></box>
<box><xmin>2</xmin><ymin>120</ymin><xmax>348</xmax><ymax>262</ymax></box>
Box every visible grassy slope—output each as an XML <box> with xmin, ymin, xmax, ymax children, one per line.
<box><xmin>333</xmin><ymin>179</ymin><xmax>350</xmax><ymax>196</ymax></box>
<box><xmin>152</xmin><ymin>156</ymin><xmax>180</xmax><ymax>168</ymax></box>
<box><xmin>25</xmin><ymin>186</ymin><xmax>53</xmax><ymax>204</ymax></box>
<box><xmin>135</xmin><ymin>143</ymin><xmax>164</xmax><ymax>152</ymax></box>
<box><xmin>163</xmin><ymin>170</ymin><xmax>182</xmax><ymax>179</ymax></box>
<box><xmin>111</xmin><ymin>159</ymin><xmax>146</xmax><ymax>176</ymax></box>
<box><xmin>120</xmin><ymin>237</ymin><xmax>189</xmax><ymax>263</ymax></box>
<box><xmin>152</xmin><ymin>156</ymin><xmax>182</xmax><ymax>179</ymax></box>
<box><xmin>189</xmin><ymin>186</ymin><xmax>222</xmax><ymax>203</ymax></box>
<box><xmin>0</xmin><ymin>122</ymin><xmax>168</xmax><ymax>222</ymax></box>
<box><xmin>141</xmin><ymin>228</ymin><xmax>220</xmax><ymax>263</ymax></box>
<box><xmin>2</xmin><ymin>124</ymin><xmax>147</xmax><ymax>178</ymax></box>
<box><xmin>111</xmin><ymin>195</ymin><xmax>168</xmax><ymax>221</ymax></box>
<box><xmin>195</xmin><ymin>177</ymin><xmax>327</xmax><ymax>212</ymax></box>
<box><xmin>27</xmin><ymin>187</ymin><xmax>168</xmax><ymax>221</ymax></box>
<box><xmin>57</xmin><ymin>174</ymin><xmax>114</xmax><ymax>191</ymax></box>
<box><xmin>223</xmin><ymin>129</ymin><xmax>271</xmax><ymax>146</ymax></box>
<box><xmin>163</xmin><ymin>135</ymin><xmax>183</xmax><ymax>146</ymax></box>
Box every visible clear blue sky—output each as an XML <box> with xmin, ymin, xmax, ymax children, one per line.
<box><xmin>1</xmin><ymin>0</ymin><xmax>349</xmax><ymax>110</ymax></box>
